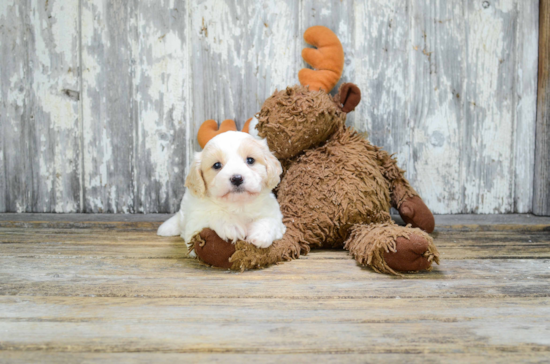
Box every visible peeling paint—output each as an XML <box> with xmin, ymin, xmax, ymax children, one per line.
<box><xmin>0</xmin><ymin>0</ymin><xmax>540</xmax><ymax>214</ymax></box>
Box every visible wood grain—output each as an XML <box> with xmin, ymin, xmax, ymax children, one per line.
<box><xmin>354</xmin><ymin>0</ymin><xmax>411</xmax><ymax>193</ymax></box>
<box><xmin>407</xmin><ymin>0</ymin><xmax>463</xmax><ymax>213</ymax></box>
<box><xmin>515</xmin><ymin>0</ymin><xmax>540</xmax><ymax>213</ymax></box>
<box><xmin>0</xmin><ymin>1</ymin><xmax>542</xmax><ymax>214</ymax></box>
<box><xmin>1</xmin><ymin>1</ymin><xmax>32</xmax><ymax>212</ymax></box>
<box><xmin>1</xmin><ymin>224</ymin><xmax>550</xmax><ymax>260</ymax></box>
<box><xmin>1</xmin><ymin>212</ymin><xmax>549</xmax><ymax>224</ymax></box>
<box><xmin>301</xmin><ymin>0</ymin><xmax>355</xmax><ymax>126</ymax></box>
<box><xmin>0</xmin><ymin>296</ymin><xmax>549</xmax><ymax>354</ymax></box>
<box><xmin>27</xmin><ymin>0</ymin><xmax>82</xmax><ymax>213</ymax></box>
<box><xmin>3</xmin><ymin>256</ymin><xmax>550</xmax><ymax>299</ymax></box>
<box><xmin>0</xmin><ymin>215</ymin><xmax>549</xmax><ymax>361</ymax></box>
<box><xmin>1</xmin><ymin>352</ymin><xmax>549</xmax><ymax>364</ymax></box>
<box><xmin>534</xmin><ymin>0</ymin><xmax>550</xmax><ymax>215</ymax></box>
<box><xmin>188</xmin><ymin>0</ymin><xmax>300</xmax><ymax>154</ymax></box>
<box><xmin>461</xmin><ymin>1</ymin><xmax>517</xmax><ymax>214</ymax></box>
<box><xmin>81</xmin><ymin>0</ymin><xmax>136</xmax><ymax>213</ymax></box>
<box><xmin>133</xmin><ymin>0</ymin><xmax>188</xmax><ymax>213</ymax></box>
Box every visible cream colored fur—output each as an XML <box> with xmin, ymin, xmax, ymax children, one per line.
<box><xmin>157</xmin><ymin>131</ymin><xmax>286</xmax><ymax>254</ymax></box>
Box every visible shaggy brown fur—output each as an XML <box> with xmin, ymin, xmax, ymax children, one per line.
<box><xmin>344</xmin><ymin>222</ymin><xmax>439</xmax><ymax>275</ymax></box>
<box><xmin>255</xmin><ymin>84</ymin><xmax>437</xmax><ymax>273</ymax></box>
<box><xmin>256</xmin><ymin>86</ymin><xmax>345</xmax><ymax>160</ymax></box>
<box><xmin>193</xmin><ymin>83</ymin><xmax>438</xmax><ymax>275</ymax></box>
<box><xmin>189</xmin><ymin>26</ymin><xmax>438</xmax><ymax>275</ymax></box>
<box><xmin>230</xmin><ymin>226</ymin><xmax>303</xmax><ymax>271</ymax></box>
<box><xmin>363</xmin><ymin>142</ymin><xmax>419</xmax><ymax>209</ymax></box>
<box><xmin>190</xmin><ymin>227</ymin><xmax>303</xmax><ymax>271</ymax></box>
<box><xmin>259</xmin><ymin>85</ymin><xmax>419</xmax><ymax>210</ymax></box>
<box><xmin>277</xmin><ymin>127</ymin><xmax>392</xmax><ymax>248</ymax></box>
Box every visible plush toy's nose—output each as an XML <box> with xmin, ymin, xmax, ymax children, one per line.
<box><xmin>230</xmin><ymin>175</ymin><xmax>244</xmax><ymax>186</ymax></box>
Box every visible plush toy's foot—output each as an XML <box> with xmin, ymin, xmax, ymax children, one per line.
<box><xmin>189</xmin><ymin>227</ymin><xmax>303</xmax><ymax>271</ymax></box>
<box><xmin>344</xmin><ymin>222</ymin><xmax>439</xmax><ymax>275</ymax></box>
<box><xmin>191</xmin><ymin>228</ymin><xmax>236</xmax><ymax>269</ymax></box>
<box><xmin>398</xmin><ymin>196</ymin><xmax>435</xmax><ymax>233</ymax></box>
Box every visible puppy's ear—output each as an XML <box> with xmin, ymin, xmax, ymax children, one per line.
<box><xmin>185</xmin><ymin>152</ymin><xmax>206</xmax><ymax>197</ymax></box>
<box><xmin>259</xmin><ymin>139</ymin><xmax>283</xmax><ymax>190</ymax></box>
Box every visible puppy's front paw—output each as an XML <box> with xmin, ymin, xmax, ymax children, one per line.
<box><xmin>217</xmin><ymin>224</ymin><xmax>246</xmax><ymax>243</ymax></box>
<box><xmin>246</xmin><ymin>228</ymin><xmax>275</xmax><ymax>249</ymax></box>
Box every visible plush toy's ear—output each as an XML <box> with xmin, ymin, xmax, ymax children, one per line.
<box><xmin>184</xmin><ymin>152</ymin><xmax>206</xmax><ymax>198</ymax></box>
<box><xmin>197</xmin><ymin>119</ymin><xmax>237</xmax><ymax>148</ymax></box>
<box><xmin>336</xmin><ymin>83</ymin><xmax>361</xmax><ymax>113</ymax></box>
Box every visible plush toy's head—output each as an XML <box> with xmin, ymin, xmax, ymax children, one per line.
<box><xmin>254</xmin><ymin>26</ymin><xmax>361</xmax><ymax>160</ymax></box>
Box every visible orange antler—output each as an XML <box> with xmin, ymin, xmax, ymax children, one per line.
<box><xmin>298</xmin><ymin>26</ymin><xmax>344</xmax><ymax>93</ymax></box>
<box><xmin>197</xmin><ymin>119</ymin><xmax>237</xmax><ymax>148</ymax></box>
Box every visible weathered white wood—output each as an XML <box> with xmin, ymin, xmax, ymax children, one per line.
<box><xmin>354</xmin><ymin>0</ymin><xmax>412</xmax><ymax>205</ymax></box>
<box><xmin>2</xmin><ymin>256</ymin><xmax>550</xmax><ymax>298</ymax></box>
<box><xmin>460</xmin><ymin>1</ymin><xmax>522</xmax><ymax>213</ymax></box>
<box><xmin>81</xmin><ymin>0</ymin><xmax>136</xmax><ymax>212</ymax></box>
<box><xmin>0</xmin><ymin>0</ymin><xmax>542</xmax><ymax>214</ymax></box>
<box><xmin>407</xmin><ymin>0</ymin><xmax>464</xmax><ymax>214</ymax></box>
<box><xmin>27</xmin><ymin>0</ymin><xmax>82</xmax><ymax>212</ymax></box>
<box><xmin>1</xmin><ymin>1</ymin><xmax>31</xmax><ymax>213</ymax></box>
<box><xmin>354</xmin><ymin>0</ymin><xmax>539</xmax><ymax>215</ymax></box>
<box><xmin>188</xmin><ymin>0</ymin><xmax>300</xmax><ymax>153</ymax></box>
<box><xmin>1</xmin><ymin>352</ymin><xmax>548</xmax><ymax>364</ymax></box>
<box><xmin>133</xmin><ymin>0</ymin><xmax>188</xmax><ymax>213</ymax></box>
<box><xmin>1</xmin><ymin>212</ymin><xmax>549</xmax><ymax>225</ymax></box>
<box><xmin>0</xmin><ymin>215</ymin><xmax>549</xmax><ymax>360</ymax></box>
<box><xmin>534</xmin><ymin>0</ymin><xmax>550</xmax><ymax>215</ymax></box>
<box><xmin>0</xmin><ymin>296</ymin><xmax>549</xmax><ymax>354</ymax></box>
<box><xmin>515</xmin><ymin>0</ymin><xmax>539</xmax><ymax>213</ymax></box>
<box><xmin>2</xmin><ymin>226</ymin><xmax>550</xmax><ymax>259</ymax></box>
<box><xmin>301</xmin><ymin>0</ymin><xmax>356</xmax><ymax>124</ymax></box>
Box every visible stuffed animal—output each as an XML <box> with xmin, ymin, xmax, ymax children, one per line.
<box><xmin>189</xmin><ymin>26</ymin><xmax>439</xmax><ymax>275</ymax></box>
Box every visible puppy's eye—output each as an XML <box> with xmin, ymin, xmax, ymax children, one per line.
<box><xmin>246</xmin><ymin>157</ymin><xmax>255</xmax><ymax>165</ymax></box>
<box><xmin>212</xmin><ymin>162</ymin><xmax>222</xmax><ymax>170</ymax></box>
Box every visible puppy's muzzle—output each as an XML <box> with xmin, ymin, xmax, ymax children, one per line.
<box><xmin>230</xmin><ymin>174</ymin><xmax>244</xmax><ymax>187</ymax></box>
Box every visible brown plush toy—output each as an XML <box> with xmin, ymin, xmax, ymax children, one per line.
<box><xmin>191</xmin><ymin>26</ymin><xmax>439</xmax><ymax>275</ymax></box>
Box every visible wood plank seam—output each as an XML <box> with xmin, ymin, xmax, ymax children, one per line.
<box><xmin>534</xmin><ymin>0</ymin><xmax>550</xmax><ymax>215</ymax></box>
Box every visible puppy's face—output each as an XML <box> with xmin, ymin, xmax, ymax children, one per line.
<box><xmin>185</xmin><ymin>131</ymin><xmax>282</xmax><ymax>204</ymax></box>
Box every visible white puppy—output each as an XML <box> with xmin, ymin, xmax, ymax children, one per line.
<box><xmin>157</xmin><ymin>131</ymin><xmax>286</xmax><ymax>254</ymax></box>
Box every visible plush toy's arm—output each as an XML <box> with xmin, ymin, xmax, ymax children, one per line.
<box><xmin>363</xmin><ymin>143</ymin><xmax>414</xmax><ymax>205</ymax></box>
<box><xmin>366</xmin><ymin>143</ymin><xmax>435</xmax><ymax>233</ymax></box>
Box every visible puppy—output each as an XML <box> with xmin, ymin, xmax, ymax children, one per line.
<box><xmin>157</xmin><ymin>131</ymin><xmax>286</xmax><ymax>255</ymax></box>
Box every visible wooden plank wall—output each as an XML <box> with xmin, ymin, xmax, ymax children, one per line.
<box><xmin>534</xmin><ymin>0</ymin><xmax>550</xmax><ymax>215</ymax></box>
<box><xmin>0</xmin><ymin>0</ymin><xmax>540</xmax><ymax>214</ymax></box>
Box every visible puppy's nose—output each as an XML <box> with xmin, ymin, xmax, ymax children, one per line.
<box><xmin>230</xmin><ymin>175</ymin><xmax>244</xmax><ymax>186</ymax></box>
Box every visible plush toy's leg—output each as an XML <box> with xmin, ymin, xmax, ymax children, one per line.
<box><xmin>229</xmin><ymin>225</ymin><xmax>306</xmax><ymax>271</ymax></box>
<box><xmin>190</xmin><ymin>226</ymin><xmax>305</xmax><ymax>271</ymax></box>
<box><xmin>344</xmin><ymin>221</ymin><xmax>440</xmax><ymax>275</ymax></box>
<box><xmin>367</xmin><ymin>144</ymin><xmax>435</xmax><ymax>233</ymax></box>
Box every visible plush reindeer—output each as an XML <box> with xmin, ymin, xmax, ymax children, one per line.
<box><xmin>190</xmin><ymin>26</ymin><xmax>439</xmax><ymax>275</ymax></box>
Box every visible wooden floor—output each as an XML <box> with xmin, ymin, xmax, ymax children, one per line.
<box><xmin>0</xmin><ymin>214</ymin><xmax>549</xmax><ymax>363</ymax></box>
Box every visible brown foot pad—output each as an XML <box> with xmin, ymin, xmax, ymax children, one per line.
<box><xmin>384</xmin><ymin>234</ymin><xmax>434</xmax><ymax>272</ymax></box>
<box><xmin>193</xmin><ymin>228</ymin><xmax>235</xmax><ymax>269</ymax></box>
<box><xmin>398</xmin><ymin>196</ymin><xmax>435</xmax><ymax>233</ymax></box>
